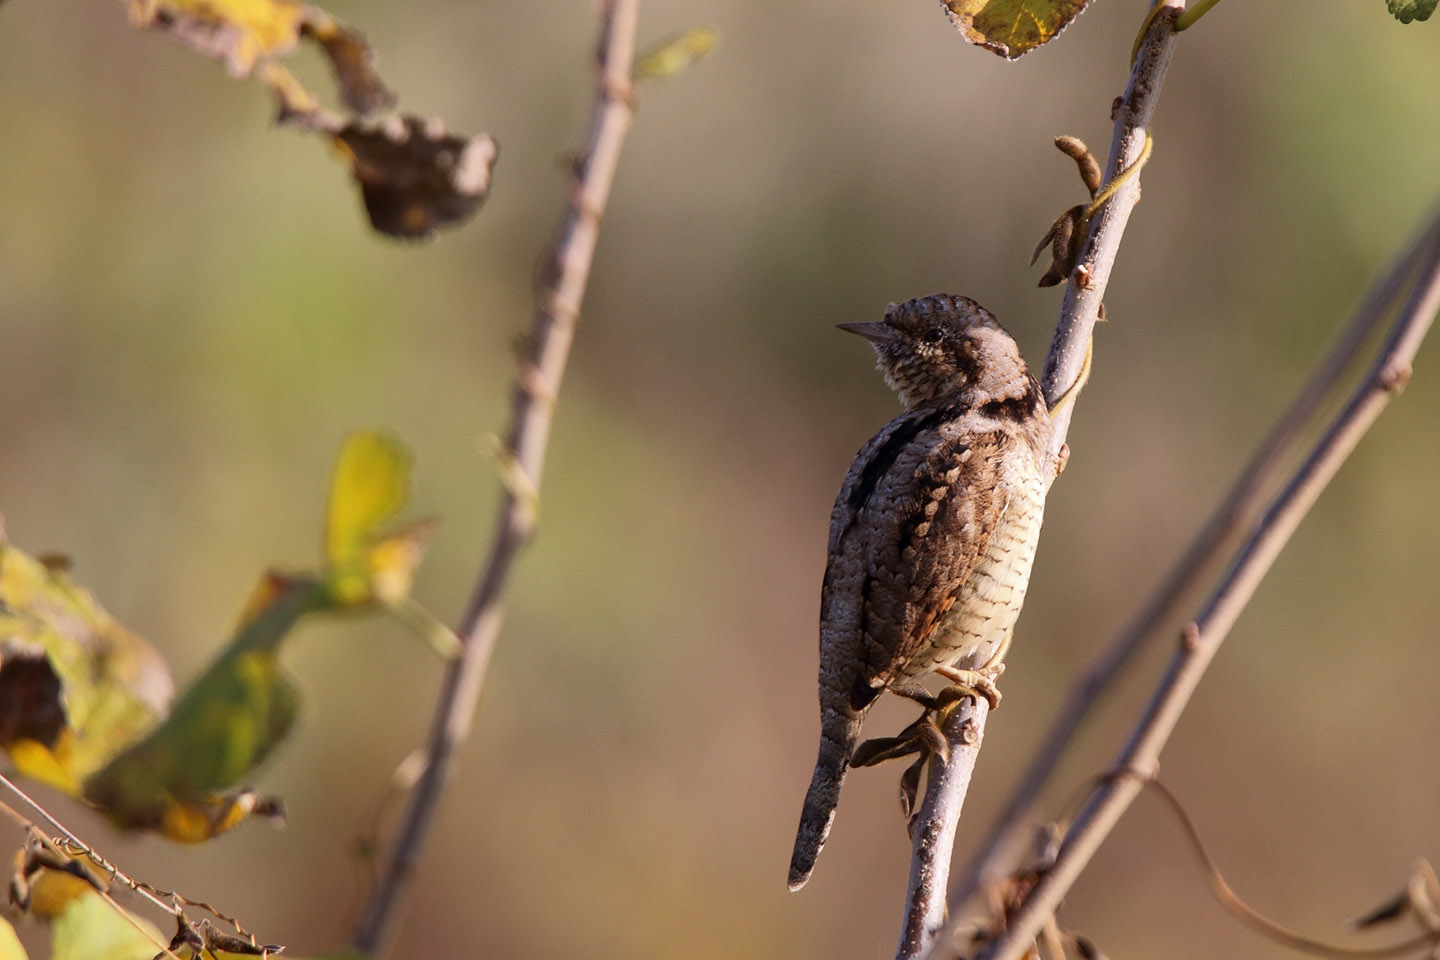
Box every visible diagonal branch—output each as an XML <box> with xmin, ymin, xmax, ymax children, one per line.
<box><xmin>977</xmin><ymin>209</ymin><xmax>1440</xmax><ymax>960</ymax></box>
<box><xmin>349</xmin><ymin>1</ymin><xmax>640</xmax><ymax>952</ymax></box>
<box><xmin>897</xmin><ymin>4</ymin><xmax>1188</xmax><ymax>957</ymax></box>
<box><xmin>948</xmin><ymin>202</ymin><xmax>1440</xmax><ymax>914</ymax></box>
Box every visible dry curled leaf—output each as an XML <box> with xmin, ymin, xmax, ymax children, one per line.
<box><xmin>335</xmin><ymin>117</ymin><xmax>499</xmax><ymax>240</ymax></box>
<box><xmin>271</xmin><ymin>77</ymin><xmax>500</xmax><ymax>240</ymax></box>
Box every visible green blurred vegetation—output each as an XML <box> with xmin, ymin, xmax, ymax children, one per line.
<box><xmin>2</xmin><ymin>1</ymin><xmax>1439</xmax><ymax>958</ymax></box>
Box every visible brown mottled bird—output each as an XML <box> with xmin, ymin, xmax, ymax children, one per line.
<box><xmin>788</xmin><ymin>293</ymin><xmax>1053</xmax><ymax>891</ymax></box>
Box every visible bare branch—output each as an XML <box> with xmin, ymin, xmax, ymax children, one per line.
<box><xmin>949</xmin><ymin>202</ymin><xmax>1440</xmax><ymax>912</ymax></box>
<box><xmin>897</xmin><ymin>698</ymin><xmax>990</xmax><ymax>960</ymax></box>
<box><xmin>898</xmin><ymin>4</ymin><xmax>1190</xmax><ymax>956</ymax></box>
<box><xmin>349</xmin><ymin>1</ymin><xmax>641</xmax><ymax>952</ymax></box>
<box><xmin>976</xmin><ymin>212</ymin><xmax>1440</xmax><ymax>960</ymax></box>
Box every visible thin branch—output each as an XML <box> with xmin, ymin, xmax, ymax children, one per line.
<box><xmin>1</xmin><ymin>776</ymin><xmax>185</xmax><ymax>960</ymax></box>
<box><xmin>897</xmin><ymin>699</ymin><xmax>990</xmax><ymax>960</ymax></box>
<box><xmin>1144</xmin><ymin>779</ymin><xmax>1440</xmax><ymax>960</ymax></box>
<box><xmin>349</xmin><ymin>1</ymin><xmax>641</xmax><ymax>953</ymax></box>
<box><xmin>977</xmin><ymin>210</ymin><xmax>1440</xmax><ymax>960</ymax></box>
<box><xmin>898</xmin><ymin>4</ymin><xmax>1189</xmax><ymax>957</ymax></box>
<box><xmin>948</xmin><ymin>203</ymin><xmax>1440</xmax><ymax>912</ymax></box>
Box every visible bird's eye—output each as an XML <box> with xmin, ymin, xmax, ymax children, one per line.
<box><xmin>922</xmin><ymin>328</ymin><xmax>944</xmax><ymax>344</ymax></box>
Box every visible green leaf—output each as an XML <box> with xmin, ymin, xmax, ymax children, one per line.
<box><xmin>0</xmin><ymin>540</ymin><xmax>173</xmax><ymax>794</ymax></box>
<box><xmin>1388</xmin><ymin>0</ymin><xmax>1436</xmax><ymax>22</ymax></box>
<box><xmin>50</xmin><ymin>891</ymin><xmax>164</xmax><ymax>960</ymax></box>
<box><xmin>82</xmin><ymin>576</ymin><xmax>324</xmax><ymax>841</ymax></box>
<box><xmin>940</xmin><ymin>0</ymin><xmax>1097</xmax><ymax>58</ymax></box>
<box><xmin>0</xmin><ymin>917</ymin><xmax>27</xmax><ymax>960</ymax></box>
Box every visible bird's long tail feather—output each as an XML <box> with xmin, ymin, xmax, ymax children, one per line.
<box><xmin>788</xmin><ymin>702</ymin><xmax>864</xmax><ymax>891</ymax></box>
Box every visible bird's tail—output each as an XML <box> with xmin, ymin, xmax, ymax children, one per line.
<box><xmin>788</xmin><ymin>701</ymin><xmax>864</xmax><ymax>891</ymax></box>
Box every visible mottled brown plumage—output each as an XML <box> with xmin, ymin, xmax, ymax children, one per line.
<box><xmin>788</xmin><ymin>294</ymin><xmax>1052</xmax><ymax>892</ymax></box>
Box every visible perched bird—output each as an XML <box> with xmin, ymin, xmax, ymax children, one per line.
<box><xmin>788</xmin><ymin>293</ymin><xmax>1054</xmax><ymax>892</ymax></box>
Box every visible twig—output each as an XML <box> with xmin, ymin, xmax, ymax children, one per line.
<box><xmin>949</xmin><ymin>204</ymin><xmax>1440</xmax><ymax>913</ymax></box>
<box><xmin>1144</xmin><ymin>778</ymin><xmax>1440</xmax><ymax>959</ymax></box>
<box><xmin>349</xmin><ymin>1</ymin><xmax>640</xmax><ymax>953</ymax></box>
<box><xmin>976</xmin><ymin>207</ymin><xmax>1440</xmax><ymax>960</ymax></box>
<box><xmin>1</xmin><ymin>776</ymin><xmax>184</xmax><ymax>960</ymax></box>
<box><xmin>897</xmin><ymin>4</ymin><xmax>1189</xmax><ymax>957</ymax></box>
<box><xmin>897</xmin><ymin>699</ymin><xmax>990</xmax><ymax>960</ymax></box>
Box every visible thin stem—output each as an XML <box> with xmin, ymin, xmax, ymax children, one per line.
<box><xmin>978</xmin><ymin>209</ymin><xmax>1440</xmax><ymax>960</ymax></box>
<box><xmin>348</xmin><ymin>1</ymin><xmax>641</xmax><ymax>953</ymax></box>
<box><xmin>899</xmin><ymin>4</ymin><xmax>1189</xmax><ymax>956</ymax></box>
<box><xmin>949</xmin><ymin>204</ymin><xmax>1440</xmax><ymax>913</ymax></box>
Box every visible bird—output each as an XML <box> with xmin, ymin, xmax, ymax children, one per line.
<box><xmin>788</xmin><ymin>293</ymin><xmax>1054</xmax><ymax>892</ymax></box>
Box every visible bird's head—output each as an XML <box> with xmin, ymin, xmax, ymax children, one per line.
<box><xmin>838</xmin><ymin>294</ymin><xmax>1033</xmax><ymax>410</ymax></box>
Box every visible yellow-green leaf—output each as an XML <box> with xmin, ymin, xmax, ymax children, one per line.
<box><xmin>321</xmin><ymin>432</ymin><xmax>432</xmax><ymax>608</ymax></box>
<box><xmin>325</xmin><ymin>431</ymin><xmax>414</xmax><ymax>566</ymax></box>
<box><xmin>0</xmin><ymin>540</ymin><xmax>173</xmax><ymax>794</ymax></box>
<box><xmin>50</xmin><ymin>890</ymin><xmax>164</xmax><ymax>960</ymax></box>
<box><xmin>940</xmin><ymin>0</ymin><xmax>1096</xmax><ymax>58</ymax></box>
<box><xmin>633</xmin><ymin>27</ymin><xmax>718</xmax><ymax>81</ymax></box>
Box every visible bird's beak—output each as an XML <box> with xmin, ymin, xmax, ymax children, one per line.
<box><xmin>836</xmin><ymin>321</ymin><xmax>900</xmax><ymax>344</ymax></box>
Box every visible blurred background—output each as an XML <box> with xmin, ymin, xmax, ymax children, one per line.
<box><xmin>3</xmin><ymin>0</ymin><xmax>1440</xmax><ymax>957</ymax></box>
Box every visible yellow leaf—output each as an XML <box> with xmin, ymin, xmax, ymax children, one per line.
<box><xmin>324</xmin><ymin>431</ymin><xmax>413</xmax><ymax>566</ymax></box>
<box><xmin>0</xmin><ymin>917</ymin><xmax>26</xmax><ymax>960</ymax></box>
<box><xmin>940</xmin><ymin>0</ymin><xmax>1096</xmax><ymax>59</ymax></box>
<box><xmin>633</xmin><ymin>27</ymin><xmax>718</xmax><ymax>81</ymax></box>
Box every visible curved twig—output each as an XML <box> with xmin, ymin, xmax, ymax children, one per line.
<box><xmin>976</xmin><ymin>206</ymin><xmax>1440</xmax><ymax>960</ymax></box>
<box><xmin>349</xmin><ymin>1</ymin><xmax>641</xmax><ymax>952</ymax></box>
<box><xmin>1144</xmin><ymin>778</ymin><xmax>1440</xmax><ymax>960</ymax></box>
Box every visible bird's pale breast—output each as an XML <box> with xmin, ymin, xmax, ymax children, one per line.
<box><xmin>900</xmin><ymin>450</ymin><xmax>1047</xmax><ymax>679</ymax></box>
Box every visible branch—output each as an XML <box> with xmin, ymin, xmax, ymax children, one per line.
<box><xmin>976</xmin><ymin>212</ymin><xmax>1440</xmax><ymax>960</ymax></box>
<box><xmin>897</xmin><ymin>699</ymin><xmax>990</xmax><ymax>960</ymax></box>
<box><xmin>897</xmin><ymin>4</ymin><xmax>1189</xmax><ymax>956</ymax></box>
<box><xmin>349</xmin><ymin>1</ymin><xmax>640</xmax><ymax>952</ymax></box>
<box><xmin>949</xmin><ymin>202</ymin><xmax>1440</xmax><ymax>912</ymax></box>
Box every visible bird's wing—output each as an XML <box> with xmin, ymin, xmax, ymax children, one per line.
<box><xmin>822</xmin><ymin>408</ymin><xmax>1010</xmax><ymax>708</ymax></box>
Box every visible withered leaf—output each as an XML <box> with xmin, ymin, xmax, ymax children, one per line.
<box><xmin>334</xmin><ymin>117</ymin><xmax>500</xmax><ymax>240</ymax></box>
<box><xmin>940</xmin><ymin>0</ymin><xmax>1097</xmax><ymax>59</ymax></box>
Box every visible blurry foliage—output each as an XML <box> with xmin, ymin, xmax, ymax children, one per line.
<box><xmin>124</xmin><ymin>0</ymin><xmax>496</xmax><ymax>237</ymax></box>
<box><xmin>4</xmin><ymin>431</ymin><xmax>435</xmax><ymax>844</ymax></box>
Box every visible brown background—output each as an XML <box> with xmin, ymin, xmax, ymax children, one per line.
<box><xmin>2</xmin><ymin>0</ymin><xmax>1439</xmax><ymax>957</ymax></box>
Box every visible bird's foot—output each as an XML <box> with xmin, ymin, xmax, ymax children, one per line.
<box><xmin>850</xmin><ymin>676</ymin><xmax>1000</xmax><ymax>824</ymax></box>
<box><xmin>932</xmin><ymin>665</ymin><xmax>1003</xmax><ymax>711</ymax></box>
